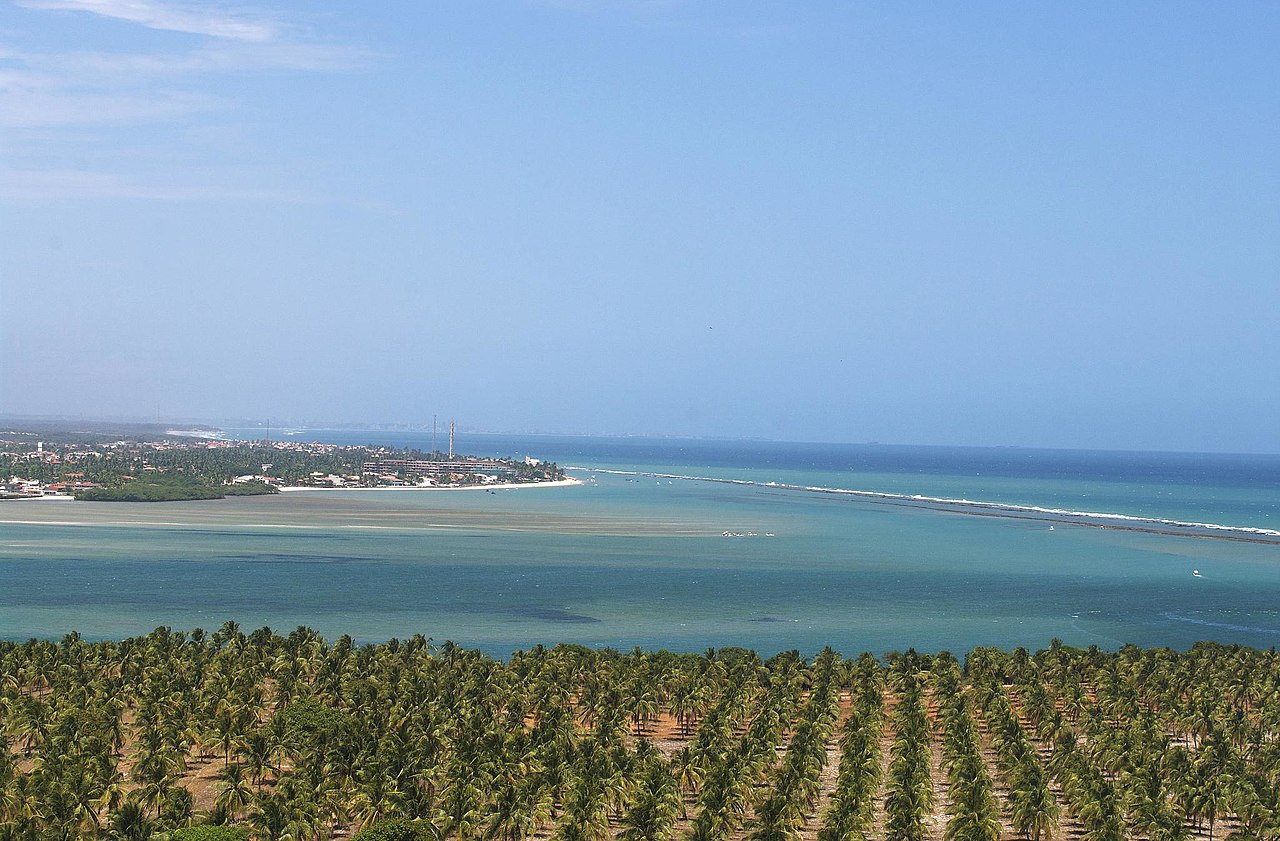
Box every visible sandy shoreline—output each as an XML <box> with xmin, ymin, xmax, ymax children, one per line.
<box><xmin>278</xmin><ymin>477</ymin><xmax>583</xmax><ymax>493</ymax></box>
<box><xmin>6</xmin><ymin>494</ymin><xmax>75</xmax><ymax>501</ymax></box>
<box><xmin>2</xmin><ymin>478</ymin><xmax>583</xmax><ymax>503</ymax></box>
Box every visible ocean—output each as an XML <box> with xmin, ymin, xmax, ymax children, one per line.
<box><xmin>2</xmin><ymin>432</ymin><xmax>1278</xmax><ymax>656</ymax></box>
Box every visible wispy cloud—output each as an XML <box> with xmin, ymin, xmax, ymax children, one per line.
<box><xmin>0</xmin><ymin>73</ymin><xmax>222</xmax><ymax>128</ymax></box>
<box><xmin>2</xmin><ymin>1</ymin><xmax>368</xmax><ymax>202</ymax></box>
<box><xmin>18</xmin><ymin>0</ymin><xmax>279</xmax><ymax>42</ymax></box>
<box><xmin>9</xmin><ymin>38</ymin><xmax>365</xmax><ymax>84</ymax></box>
<box><xmin>0</xmin><ymin>167</ymin><xmax>313</xmax><ymax>202</ymax></box>
<box><xmin>0</xmin><ymin>44</ymin><xmax>229</xmax><ymax>129</ymax></box>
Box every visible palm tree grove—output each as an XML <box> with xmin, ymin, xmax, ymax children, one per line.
<box><xmin>2</xmin><ymin>626</ymin><xmax>1276</xmax><ymax>841</ymax></box>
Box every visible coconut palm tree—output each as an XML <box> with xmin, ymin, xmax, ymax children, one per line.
<box><xmin>215</xmin><ymin>763</ymin><xmax>255</xmax><ymax>823</ymax></box>
<box><xmin>1008</xmin><ymin>763</ymin><xmax>1058</xmax><ymax>841</ymax></box>
<box><xmin>106</xmin><ymin>800</ymin><xmax>154</xmax><ymax>841</ymax></box>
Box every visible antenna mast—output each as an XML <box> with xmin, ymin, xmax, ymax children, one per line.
<box><xmin>449</xmin><ymin>421</ymin><xmax>455</xmax><ymax>459</ymax></box>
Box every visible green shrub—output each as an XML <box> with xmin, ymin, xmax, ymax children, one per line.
<box><xmin>74</xmin><ymin>474</ymin><xmax>224</xmax><ymax>501</ymax></box>
<box><xmin>273</xmin><ymin>698</ymin><xmax>354</xmax><ymax>752</ymax></box>
<box><xmin>351</xmin><ymin>818</ymin><xmax>437</xmax><ymax>841</ymax></box>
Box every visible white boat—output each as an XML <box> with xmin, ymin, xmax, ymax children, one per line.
<box><xmin>1193</xmin><ymin>570</ymin><xmax>1202</xmax><ymax>577</ymax></box>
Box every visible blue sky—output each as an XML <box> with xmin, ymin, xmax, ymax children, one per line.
<box><xmin>1</xmin><ymin>1</ymin><xmax>1277</xmax><ymax>452</ymax></box>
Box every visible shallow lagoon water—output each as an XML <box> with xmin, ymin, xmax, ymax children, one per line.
<box><xmin>1</xmin><ymin>436</ymin><xmax>1278</xmax><ymax>655</ymax></box>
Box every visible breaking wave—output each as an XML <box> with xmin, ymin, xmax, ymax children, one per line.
<box><xmin>1163</xmin><ymin>613</ymin><xmax>1280</xmax><ymax>635</ymax></box>
<box><xmin>571</xmin><ymin>468</ymin><xmax>1280</xmax><ymax>543</ymax></box>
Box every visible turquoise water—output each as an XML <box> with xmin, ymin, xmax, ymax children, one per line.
<box><xmin>1</xmin><ymin>435</ymin><xmax>1278</xmax><ymax>655</ymax></box>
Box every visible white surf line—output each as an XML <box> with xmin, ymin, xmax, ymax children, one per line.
<box><xmin>566</xmin><ymin>467</ymin><xmax>1280</xmax><ymax>541</ymax></box>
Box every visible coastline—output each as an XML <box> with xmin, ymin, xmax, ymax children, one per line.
<box><xmin>6</xmin><ymin>494</ymin><xmax>75</xmax><ymax>502</ymax></box>
<box><xmin>278</xmin><ymin>477</ymin><xmax>583</xmax><ymax>493</ymax></box>
<box><xmin>3</xmin><ymin>478</ymin><xmax>583</xmax><ymax>503</ymax></box>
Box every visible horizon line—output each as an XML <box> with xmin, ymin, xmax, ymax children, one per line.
<box><xmin>1</xmin><ymin>412</ymin><xmax>1278</xmax><ymax>459</ymax></box>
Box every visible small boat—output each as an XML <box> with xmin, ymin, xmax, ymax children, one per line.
<box><xmin>1048</xmin><ymin>525</ymin><xmax>1055</xmax><ymax>531</ymax></box>
<box><xmin>1193</xmin><ymin>570</ymin><xmax>1202</xmax><ymax>577</ymax></box>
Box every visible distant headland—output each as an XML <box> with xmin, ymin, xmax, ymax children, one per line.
<box><xmin>0</xmin><ymin>421</ymin><xmax>568</xmax><ymax>502</ymax></box>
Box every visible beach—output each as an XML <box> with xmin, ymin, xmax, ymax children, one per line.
<box><xmin>278</xmin><ymin>476</ymin><xmax>583</xmax><ymax>492</ymax></box>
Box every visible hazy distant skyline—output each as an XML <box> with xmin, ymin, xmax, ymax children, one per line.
<box><xmin>2</xmin><ymin>2</ymin><xmax>1277</xmax><ymax>453</ymax></box>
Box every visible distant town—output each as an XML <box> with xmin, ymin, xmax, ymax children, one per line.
<box><xmin>0</xmin><ymin>423</ymin><xmax>565</xmax><ymax>501</ymax></box>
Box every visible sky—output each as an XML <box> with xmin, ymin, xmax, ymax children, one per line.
<box><xmin>1</xmin><ymin>2</ymin><xmax>1277</xmax><ymax>452</ymax></box>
